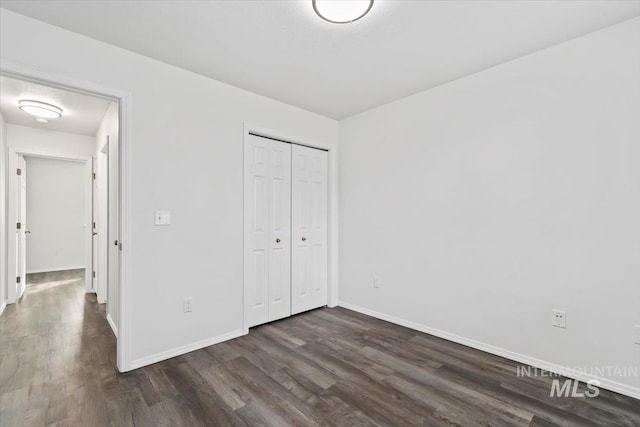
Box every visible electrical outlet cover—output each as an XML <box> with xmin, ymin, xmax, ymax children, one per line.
<box><xmin>552</xmin><ymin>310</ymin><xmax>566</xmax><ymax>328</ymax></box>
<box><xmin>183</xmin><ymin>297</ymin><xmax>193</xmax><ymax>313</ymax></box>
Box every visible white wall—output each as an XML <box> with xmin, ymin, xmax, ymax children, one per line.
<box><xmin>24</xmin><ymin>156</ymin><xmax>86</xmax><ymax>273</ymax></box>
<box><xmin>339</xmin><ymin>17</ymin><xmax>640</xmax><ymax>397</ymax></box>
<box><xmin>0</xmin><ymin>112</ymin><xmax>6</xmax><ymax>314</ymax></box>
<box><xmin>6</xmin><ymin>124</ymin><xmax>95</xmax><ymax>158</ymax></box>
<box><xmin>0</xmin><ymin>10</ymin><xmax>339</xmax><ymax>366</ymax></box>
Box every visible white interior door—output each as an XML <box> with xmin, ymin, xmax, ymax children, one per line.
<box><xmin>97</xmin><ymin>143</ymin><xmax>109</xmax><ymax>304</ymax></box>
<box><xmin>291</xmin><ymin>144</ymin><xmax>328</xmax><ymax>315</ymax></box>
<box><xmin>92</xmin><ymin>157</ymin><xmax>98</xmax><ymax>292</ymax></box>
<box><xmin>267</xmin><ymin>139</ymin><xmax>292</xmax><ymax>322</ymax></box>
<box><xmin>244</xmin><ymin>134</ymin><xmax>292</xmax><ymax>328</ymax></box>
<box><xmin>16</xmin><ymin>155</ymin><xmax>27</xmax><ymax>298</ymax></box>
<box><xmin>107</xmin><ymin>133</ymin><xmax>120</xmax><ymax>327</ymax></box>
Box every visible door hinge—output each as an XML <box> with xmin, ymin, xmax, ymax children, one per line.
<box><xmin>93</xmin><ymin>271</ymin><xmax>96</xmax><ymax>278</ymax></box>
<box><xmin>93</xmin><ymin>172</ymin><xmax>96</xmax><ymax>180</ymax></box>
<box><xmin>93</xmin><ymin>221</ymin><xmax>96</xmax><ymax>230</ymax></box>
<box><xmin>16</xmin><ymin>222</ymin><xmax>21</xmax><ymax>230</ymax></box>
<box><xmin>17</xmin><ymin>168</ymin><xmax>22</xmax><ymax>176</ymax></box>
<box><xmin>16</xmin><ymin>276</ymin><xmax>21</xmax><ymax>284</ymax></box>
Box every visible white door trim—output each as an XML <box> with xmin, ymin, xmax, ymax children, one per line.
<box><xmin>1</xmin><ymin>60</ymin><xmax>133</xmax><ymax>373</ymax></box>
<box><xmin>242</xmin><ymin>123</ymin><xmax>338</xmax><ymax>334</ymax></box>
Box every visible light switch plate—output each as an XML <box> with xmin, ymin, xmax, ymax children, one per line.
<box><xmin>155</xmin><ymin>211</ymin><xmax>171</xmax><ymax>226</ymax></box>
<box><xmin>373</xmin><ymin>275</ymin><xmax>381</xmax><ymax>289</ymax></box>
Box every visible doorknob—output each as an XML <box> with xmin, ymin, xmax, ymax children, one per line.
<box><xmin>301</xmin><ymin>237</ymin><xmax>306</xmax><ymax>242</ymax></box>
<box><xmin>93</xmin><ymin>232</ymin><xmax>98</xmax><ymax>236</ymax></box>
<box><xmin>25</xmin><ymin>230</ymin><xmax>31</xmax><ymax>234</ymax></box>
<box><xmin>276</xmin><ymin>238</ymin><xmax>281</xmax><ymax>243</ymax></box>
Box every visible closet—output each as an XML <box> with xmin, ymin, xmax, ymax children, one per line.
<box><xmin>244</xmin><ymin>133</ymin><xmax>328</xmax><ymax>328</ymax></box>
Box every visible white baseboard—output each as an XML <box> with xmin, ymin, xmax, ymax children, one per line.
<box><xmin>338</xmin><ymin>301</ymin><xmax>640</xmax><ymax>401</ymax></box>
<box><xmin>26</xmin><ymin>266</ymin><xmax>85</xmax><ymax>274</ymax></box>
<box><xmin>0</xmin><ymin>302</ymin><xmax>6</xmax><ymax>316</ymax></box>
<box><xmin>129</xmin><ymin>329</ymin><xmax>246</xmax><ymax>370</ymax></box>
<box><xmin>106</xmin><ymin>313</ymin><xmax>118</xmax><ymax>338</ymax></box>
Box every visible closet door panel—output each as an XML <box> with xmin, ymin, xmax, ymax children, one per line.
<box><xmin>244</xmin><ymin>137</ymin><xmax>270</xmax><ymax>327</ymax></box>
<box><xmin>292</xmin><ymin>145</ymin><xmax>328</xmax><ymax>314</ymax></box>
<box><xmin>267</xmin><ymin>141</ymin><xmax>292</xmax><ymax>322</ymax></box>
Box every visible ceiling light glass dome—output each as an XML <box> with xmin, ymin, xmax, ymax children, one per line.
<box><xmin>18</xmin><ymin>100</ymin><xmax>63</xmax><ymax>119</ymax></box>
<box><xmin>313</xmin><ymin>0</ymin><xmax>374</xmax><ymax>24</ymax></box>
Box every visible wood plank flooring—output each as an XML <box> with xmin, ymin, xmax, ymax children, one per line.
<box><xmin>1</xmin><ymin>272</ymin><xmax>638</xmax><ymax>426</ymax></box>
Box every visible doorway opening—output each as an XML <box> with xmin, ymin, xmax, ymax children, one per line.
<box><xmin>9</xmin><ymin>152</ymin><xmax>93</xmax><ymax>299</ymax></box>
<box><xmin>21</xmin><ymin>155</ymin><xmax>91</xmax><ymax>292</ymax></box>
<box><xmin>0</xmin><ymin>71</ymin><xmax>127</xmax><ymax>369</ymax></box>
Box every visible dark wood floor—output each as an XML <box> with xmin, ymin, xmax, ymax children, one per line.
<box><xmin>1</xmin><ymin>273</ymin><xmax>638</xmax><ymax>426</ymax></box>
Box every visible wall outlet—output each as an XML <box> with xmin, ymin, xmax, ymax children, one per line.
<box><xmin>634</xmin><ymin>325</ymin><xmax>640</xmax><ymax>345</ymax></box>
<box><xmin>373</xmin><ymin>275</ymin><xmax>382</xmax><ymax>289</ymax></box>
<box><xmin>183</xmin><ymin>297</ymin><xmax>193</xmax><ymax>313</ymax></box>
<box><xmin>552</xmin><ymin>310</ymin><xmax>566</xmax><ymax>328</ymax></box>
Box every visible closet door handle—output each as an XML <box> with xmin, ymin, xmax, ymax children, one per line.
<box><xmin>276</xmin><ymin>238</ymin><xmax>281</xmax><ymax>243</ymax></box>
<box><xmin>301</xmin><ymin>237</ymin><xmax>306</xmax><ymax>242</ymax></box>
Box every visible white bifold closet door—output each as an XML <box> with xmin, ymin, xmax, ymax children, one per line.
<box><xmin>244</xmin><ymin>135</ymin><xmax>292</xmax><ymax>328</ymax></box>
<box><xmin>291</xmin><ymin>144</ymin><xmax>328</xmax><ymax>315</ymax></box>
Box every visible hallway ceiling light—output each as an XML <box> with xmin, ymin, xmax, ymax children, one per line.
<box><xmin>313</xmin><ymin>0</ymin><xmax>374</xmax><ymax>24</ymax></box>
<box><xmin>18</xmin><ymin>99</ymin><xmax>63</xmax><ymax>119</ymax></box>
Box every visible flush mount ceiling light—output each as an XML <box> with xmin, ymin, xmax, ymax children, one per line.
<box><xmin>18</xmin><ymin>99</ymin><xmax>63</xmax><ymax>119</ymax></box>
<box><xmin>313</xmin><ymin>0</ymin><xmax>374</xmax><ymax>24</ymax></box>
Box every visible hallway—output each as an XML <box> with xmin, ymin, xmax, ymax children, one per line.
<box><xmin>0</xmin><ymin>270</ymin><xmax>116</xmax><ymax>425</ymax></box>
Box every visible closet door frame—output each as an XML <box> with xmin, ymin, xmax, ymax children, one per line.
<box><xmin>242</xmin><ymin>124</ymin><xmax>338</xmax><ymax>334</ymax></box>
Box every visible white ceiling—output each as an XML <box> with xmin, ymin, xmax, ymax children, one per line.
<box><xmin>0</xmin><ymin>75</ymin><xmax>112</xmax><ymax>136</ymax></box>
<box><xmin>2</xmin><ymin>1</ymin><xmax>639</xmax><ymax>119</ymax></box>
